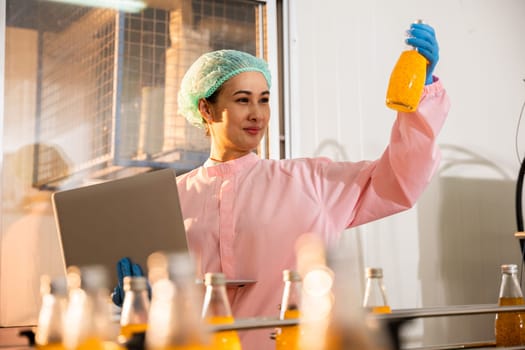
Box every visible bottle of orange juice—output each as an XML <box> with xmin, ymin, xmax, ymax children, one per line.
<box><xmin>275</xmin><ymin>270</ymin><xmax>302</xmax><ymax>350</ymax></box>
<box><xmin>201</xmin><ymin>272</ymin><xmax>242</xmax><ymax>350</ymax></box>
<box><xmin>119</xmin><ymin>276</ymin><xmax>150</xmax><ymax>343</ymax></box>
<box><xmin>495</xmin><ymin>264</ymin><xmax>525</xmax><ymax>346</ymax></box>
<box><xmin>35</xmin><ymin>275</ymin><xmax>68</xmax><ymax>350</ymax></box>
<box><xmin>145</xmin><ymin>251</ymin><xmax>211</xmax><ymax>350</ymax></box>
<box><xmin>385</xmin><ymin>20</ymin><xmax>427</xmax><ymax>112</ymax></box>
<box><xmin>362</xmin><ymin>267</ymin><xmax>391</xmax><ymax>314</ymax></box>
<box><xmin>63</xmin><ymin>265</ymin><xmax>121</xmax><ymax>350</ymax></box>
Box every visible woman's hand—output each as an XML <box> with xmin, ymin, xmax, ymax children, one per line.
<box><xmin>406</xmin><ymin>22</ymin><xmax>439</xmax><ymax>85</ymax></box>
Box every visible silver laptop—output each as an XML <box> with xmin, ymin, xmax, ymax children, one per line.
<box><xmin>52</xmin><ymin>168</ymin><xmax>188</xmax><ymax>285</ymax></box>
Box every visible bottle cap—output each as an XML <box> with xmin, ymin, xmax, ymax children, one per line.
<box><xmin>167</xmin><ymin>252</ymin><xmax>196</xmax><ymax>281</ymax></box>
<box><xmin>204</xmin><ymin>272</ymin><xmax>226</xmax><ymax>286</ymax></box>
<box><xmin>501</xmin><ymin>264</ymin><xmax>518</xmax><ymax>274</ymax></box>
<box><xmin>282</xmin><ymin>269</ymin><xmax>302</xmax><ymax>282</ymax></box>
<box><xmin>147</xmin><ymin>251</ymin><xmax>169</xmax><ymax>284</ymax></box>
<box><xmin>50</xmin><ymin>275</ymin><xmax>69</xmax><ymax>296</ymax></box>
<box><xmin>366</xmin><ymin>267</ymin><xmax>383</xmax><ymax>278</ymax></box>
<box><xmin>123</xmin><ymin>276</ymin><xmax>148</xmax><ymax>291</ymax></box>
<box><xmin>80</xmin><ymin>265</ymin><xmax>109</xmax><ymax>291</ymax></box>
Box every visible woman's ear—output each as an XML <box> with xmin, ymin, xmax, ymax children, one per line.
<box><xmin>198</xmin><ymin>99</ymin><xmax>213</xmax><ymax>124</ymax></box>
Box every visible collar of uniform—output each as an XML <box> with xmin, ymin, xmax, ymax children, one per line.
<box><xmin>202</xmin><ymin>152</ymin><xmax>260</xmax><ymax>177</ymax></box>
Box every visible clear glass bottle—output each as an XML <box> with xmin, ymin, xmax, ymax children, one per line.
<box><xmin>275</xmin><ymin>270</ymin><xmax>302</xmax><ymax>350</ymax></box>
<box><xmin>63</xmin><ymin>265</ymin><xmax>120</xmax><ymax>350</ymax></box>
<box><xmin>326</xmin><ymin>246</ymin><xmax>391</xmax><ymax>350</ymax></box>
<box><xmin>385</xmin><ymin>19</ymin><xmax>427</xmax><ymax>112</ymax></box>
<box><xmin>295</xmin><ymin>234</ymin><xmax>387</xmax><ymax>350</ymax></box>
<box><xmin>146</xmin><ymin>251</ymin><xmax>211</xmax><ymax>350</ymax></box>
<box><xmin>495</xmin><ymin>264</ymin><xmax>525</xmax><ymax>346</ymax></box>
<box><xmin>119</xmin><ymin>276</ymin><xmax>150</xmax><ymax>343</ymax></box>
<box><xmin>201</xmin><ymin>272</ymin><xmax>242</xmax><ymax>350</ymax></box>
<box><xmin>36</xmin><ymin>275</ymin><xmax>68</xmax><ymax>350</ymax></box>
<box><xmin>145</xmin><ymin>251</ymin><xmax>176</xmax><ymax>350</ymax></box>
<box><xmin>362</xmin><ymin>267</ymin><xmax>391</xmax><ymax>314</ymax></box>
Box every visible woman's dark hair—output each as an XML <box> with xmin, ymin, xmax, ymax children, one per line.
<box><xmin>201</xmin><ymin>86</ymin><xmax>223</xmax><ymax>136</ymax></box>
<box><xmin>205</xmin><ymin>85</ymin><xmax>223</xmax><ymax>104</ymax></box>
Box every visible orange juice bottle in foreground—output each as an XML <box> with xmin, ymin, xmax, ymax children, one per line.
<box><xmin>146</xmin><ymin>252</ymin><xmax>211</xmax><ymax>350</ymax></box>
<box><xmin>63</xmin><ymin>266</ymin><xmax>121</xmax><ymax>350</ymax></box>
<box><xmin>36</xmin><ymin>276</ymin><xmax>68</xmax><ymax>350</ymax></box>
<box><xmin>495</xmin><ymin>264</ymin><xmax>525</xmax><ymax>346</ymax></box>
<box><xmin>202</xmin><ymin>273</ymin><xmax>242</xmax><ymax>350</ymax></box>
<box><xmin>275</xmin><ymin>270</ymin><xmax>302</xmax><ymax>350</ymax></box>
<box><xmin>119</xmin><ymin>276</ymin><xmax>150</xmax><ymax>343</ymax></box>
<box><xmin>362</xmin><ymin>267</ymin><xmax>391</xmax><ymax>314</ymax></box>
<box><xmin>386</xmin><ymin>20</ymin><xmax>427</xmax><ymax>112</ymax></box>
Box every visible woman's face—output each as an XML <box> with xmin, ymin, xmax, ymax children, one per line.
<box><xmin>201</xmin><ymin>71</ymin><xmax>270</xmax><ymax>161</ymax></box>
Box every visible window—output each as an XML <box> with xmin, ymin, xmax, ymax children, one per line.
<box><xmin>4</xmin><ymin>0</ymin><xmax>275</xmax><ymax>190</ymax></box>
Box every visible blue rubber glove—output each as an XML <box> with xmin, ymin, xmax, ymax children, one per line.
<box><xmin>111</xmin><ymin>257</ymin><xmax>145</xmax><ymax>307</ymax></box>
<box><xmin>405</xmin><ymin>22</ymin><xmax>439</xmax><ymax>85</ymax></box>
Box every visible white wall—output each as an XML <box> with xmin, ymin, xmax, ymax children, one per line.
<box><xmin>287</xmin><ymin>0</ymin><xmax>525</xmax><ymax>346</ymax></box>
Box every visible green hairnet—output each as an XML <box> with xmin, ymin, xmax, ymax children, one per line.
<box><xmin>177</xmin><ymin>49</ymin><xmax>272</xmax><ymax>129</ymax></box>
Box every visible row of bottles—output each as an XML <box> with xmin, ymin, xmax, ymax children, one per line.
<box><xmin>359</xmin><ymin>263</ymin><xmax>525</xmax><ymax>348</ymax></box>
<box><xmin>37</xmin><ymin>251</ymin><xmax>525</xmax><ymax>349</ymax></box>
<box><xmin>273</xmin><ymin>267</ymin><xmax>391</xmax><ymax>350</ymax></box>
<box><xmin>36</xmin><ymin>265</ymin><xmax>121</xmax><ymax>350</ymax></box>
<box><xmin>35</xmin><ymin>257</ymin><xmax>389</xmax><ymax>350</ymax></box>
<box><xmin>35</xmin><ymin>253</ymin><xmax>241</xmax><ymax>350</ymax></box>
<box><xmin>358</xmin><ymin>263</ymin><xmax>525</xmax><ymax>348</ymax></box>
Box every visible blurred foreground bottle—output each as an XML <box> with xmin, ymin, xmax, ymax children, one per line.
<box><xmin>495</xmin><ymin>264</ymin><xmax>525</xmax><ymax>347</ymax></box>
<box><xmin>63</xmin><ymin>265</ymin><xmax>121</xmax><ymax>350</ymax></box>
<box><xmin>119</xmin><ymin>276</ymin><xmax>150</xmax><ymax>343</ymax></box>
<box><xmin>36</xmin><ymin>275</ymin><xmax>68</xmax><ymax>350</ymax></box>
<box><xmin>275</xmin><ymin>270</ymin><xmax>302</xmax><ymax>350</ymax></box>
<box><xmin>363</xmin><ymin>267</ymin><xmax>391</xmax><ymax>314</ymax></box>
<box><xmin>327</xmin><ymin>248</ymin><xmax>391</xmax><ymax>350</ymax></box>
<box><xmin>385</xmin><ymin>19</ymin><xmax>427</xmax><ymax>112</ymax></box>
<box><xmin>146</xmin><ymin>251</ymin><xmax>210</xmax><ymax>350</ymax></box>
<box><xmin>201</xmin><ymin>272</ymin><xmax>242</xmax><ymax>350</ymax></box>
<box><xmin>296</xmin><ymin>233</ymin><xmax>392</xmax><ymax>350</ymax></box>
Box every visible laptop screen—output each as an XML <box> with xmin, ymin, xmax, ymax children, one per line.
<box><xmin>52</xmin><ymin>168</ymin><xmax>188</xmax><ymax>285</ymax></box>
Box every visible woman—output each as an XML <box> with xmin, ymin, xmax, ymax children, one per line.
<box><xmin>174</xmin><ymin>22</ymin><xmax>450</xmax><ymax>349</ymax></box>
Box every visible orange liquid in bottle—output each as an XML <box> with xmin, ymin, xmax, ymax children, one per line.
<box><xmin>323</xmin><ymin>324</ymin><xmax>343</xmax><ymax>350</ymax></box>
<box><xmin>119</xmin><ymin>323</ymin><xmax>148</xmax><ymax>342</ymax></box>
<box><xmin>370</xmin><ymin>305</ymin><xmax>392</xmax><ymax>314</ymax></box>
<box><xmin>161</xmin><ymin>345</ymin><xmax>211</xmax><ymax>350</ymax></box>
<box><xmin>36</xmin><ymin>343</ymin><xmax>66</xmax><ymax>350</ymax></box>
<box><xmin>275</xmin><ymin>308</ymin><xmax>300</xmax><ymax>350</ymax></box>
<box><xmin>206</xmin><ymin>315</ymin><xmax>242</xmax><ymax>350</ymax></box>
<box><xmin>386</xmin><ymin>50</ymin><xmax>427</xmax><ymax>112</ymax></box>
<box><xmin>76</xmin><ymin>337</ymin><xmax>106</xmax><ymax>350</ymax></box>
<box><xmin>495</xmin><ymin>297</ymin><xmax>525</xmax><ymax>347</ymax></box>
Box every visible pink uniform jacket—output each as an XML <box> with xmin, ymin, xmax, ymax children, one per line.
<box><xmin>176</xmin><ymin>79</ymin><xmax>450</xmax><ymax>349</ymax></box>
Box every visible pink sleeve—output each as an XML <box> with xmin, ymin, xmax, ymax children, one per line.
<box><xmin>320</xmin><ymin>79</ymin><xmax>451</xmax><ymax>229</ymax></box>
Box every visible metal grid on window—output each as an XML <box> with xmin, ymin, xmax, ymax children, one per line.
<box><xmin>117</xmin><ymin>8</ymin><xmax>172</xmax><ymax>166</ymax></box>
<box><xmin>28</xmin><ymin>0</ymin><xmax>264</xmax><ymax>185</ymax></box>
<box><xmin>37</xmin><ymin>6</ymin><xmax>117</xmax><ymax>185</ymax></box>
